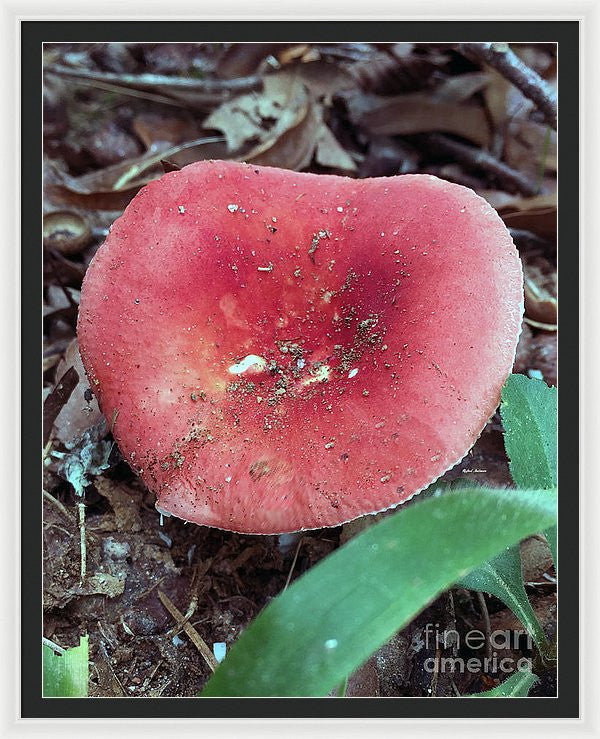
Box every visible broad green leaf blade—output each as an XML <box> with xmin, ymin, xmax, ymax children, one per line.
<box><xmin>43</xmin><ymin>635</ymin><xmax>89</xmax><ymax>697</ymax></box>
<box><xmin>458</xmin><ymin>545</ymin><xmax>548</xmax><ymax>652</ymax></box>
<box><xmin>500</xmin><ymin>374</ymin><xmax>558</xmax><ymax>568</ymax></box>
<box><xmin>468</xmin><ymin>669</ymin><xmax>538</xmax><ymax>697</ymax></box>
<box><xmin>202</xmin><ymin>487</ymin><xmax>557</xmax><ymax>697</ymax></box>
<box><xmin>500</xmin><ymin>374</ymin><xmax>557</xmax><ymax>489</ymax></box>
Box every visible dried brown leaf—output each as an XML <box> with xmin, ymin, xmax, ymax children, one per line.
<box><xmin>132</xmin><ymin>112</ymin><xmax>200</xmax><ymax>150</ymax></box>
<box><xmin>488</xmin><ymin>594</ymin><xmax>556</xmax><ymax>634</ymax></box>
<box><xmin>504</xmin><ymin>119</ymin><xmax>557</xmax><ymax>178</ymax></box>
<box><xmin>521</xmin><ymin>537</ymin><xmax>553</xmax><ymax>583</ymax></box>
<box><xmin>523</xmin><ymin>255</ymin><xmax>557</xmax><ymax>329</ymax></box>
<box><xmin>432</xmin><ymin>71</ymin><xmax>490</xmax><ymax>103</ymax></box>
<box><xmin>498</xmin><ymin>193</ymin><xmax>557</xmax><ymax>239</ymax></box>
<box><xmin>53</xmin><ymin>339</ymin><xmax>103</xmax><ymax>445</ymax></box>
<box><xmin>354</xmin><ymin>93</ymin><xmax>491</xmax><ymax>148</ymax></box>
<box><xmin>292</xmin><ymin>60</ymin><xmax>355</xmax><ymax>100</ymax></box>
<box><xmin>216</xmin><ymin>43</ymin><xmax>288</xmax><ymax>78</ymax></box>
<box><xmin>82</xmin><ymin>120</ymin><xmax>142</xmax><ymax>168</ymax></box>
<box><xmin>242</xmin><ymin>97</ymin><xmax>316</xmax><ymax>171</ymax></box>
<box><xmin>351</xmin><ymin>47</ymin><xmax>445</xmax><ymax>95</ymax></box>
<box><xmin>345</xmin><ymin>656</ymin><xmax>380</xmax><ymax>697</ymax></box>
<box><xmin>95</xmin><ymin>477</ymin><xmax>144</xmax><ymax>533</ymax></box>
<box><xmin>45</xmin><ymin>137</ymin><xmax>227</xmax><ymax>210</ymax></box>
<box><xmin>204</xmin><ymin>73</ymin><xmax>310</xmax><ymax>153</ymax></box>
<box><xmin>482</xmin><ymin>66</ymin><xmax>512</xmax><ymax>131</ymax></box>
<box><xmin>524</xmin><ymin>282</ymin><xmax>557</xmax><ymax>327</ymax></box>
<box><xmin>314</xmin><ymin>123</ymin><xmax>357</xmax><ymax>173</ymax></box>
<box><xmin>43</xmin><ymin>365</ymin><xmax>79</xmax><ymax>445</ymax></box>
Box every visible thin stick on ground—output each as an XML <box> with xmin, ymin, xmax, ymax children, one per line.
<box><xmin>43</xmin><ymin>489</ymin><xmax>75</xmax><ymax>523</ymax></box>
<box><xmin>43</xmin><ymin>636</ymin><xmax>66</xmax><ymax>655</ymax></box>
<box><xmin>476</xmin><ymin>591</ymin><xmax>493</xmax><ymax>661</ymax></box>
<box><xmin>283</xmin><ymin>536</ymin><xmax>304</xmax><ymax>592</ymax></box>
<box><xmin>46</xmin><ymin>64</ymin><xmax>262</xmax><ymax>95</ymax></box>
<box><xmin>460</xmin><ymin>42</ymin><xmax>557</xmax><ymax>130</ymax></box>
<box><xmin>424</xmin><ymin>133</ymin><xmax>540</xmax><ymax>196</ymax></box>
<box><xmin>98</xmin><ymin>642</ymin><xmax>127</xmax><ymax>696</ymax></box>
<box><xmin>158</xmin><ymin>590</ymin><xmax>219</xmax><ymax>673</ymax></box>
<box><xmin>77</xmin><ymin>500</ymin><xmax>87</xmax><ymax>583</ymax></box>
<box><xmin>429</xmin><ymin>645</ymin><xmax>441</xmax><ymax>697</ymax></box>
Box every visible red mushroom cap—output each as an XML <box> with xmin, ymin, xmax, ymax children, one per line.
<box><xmin>78</xmin><ymin>161</ymin><xmax>523</xmax><ymax>534</ymax></box>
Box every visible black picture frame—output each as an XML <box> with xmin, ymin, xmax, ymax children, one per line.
<box><xmin>26</xmin><ymin>19</ymin><xmax>579</xmax><ymax>720</ymax></box>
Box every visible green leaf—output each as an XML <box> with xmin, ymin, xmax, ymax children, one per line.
<box><xmin>43</xmin><ymin>635</ymin><xmax>89</xmax><ymax>697</ymax></box>
<box><xmin>500</xmin><ymin>374</ymin><xmax>557</xmax><ymax>490</ymax></box>
<box><xmin>201</xmin><ymin>487</ymin><xmax>557</xmax><ymax>697</ymax></box>
<box><xmin>500</xmin><ymin>373</ymin><xmax>558</xmax><ymax>568</ymax></box>
<box><xmin>467</xmin><ymin>668</ymin><xmax>538</xmax><ymax>697</ymax></box>
<box><xmin>458</xmin><ymin>546</ymin><xmax>548</xmax><ymax>652</ymax></box>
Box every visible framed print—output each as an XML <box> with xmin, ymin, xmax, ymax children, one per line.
<box><xmin>9</xmin><ymin>11</ymin><xmax>587</xmax><ymax>733</ymax></box>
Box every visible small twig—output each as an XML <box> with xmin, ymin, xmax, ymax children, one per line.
<box><xmin>450</xmin><ymin>677</ymin><xmax>461</xmax><ymax>697</ymax></box>
<box><xmin>98</xmin><ymin>642</ymin><xmax>127</xmax><ymax>696</ymax></box>
<box><xmin>476</xmin><ymin>591</ymin><xmax>493</xmax><ymax>661</ymax></box>
<box><xmin>112</xmin><ymin>136</ymin><xmax>224</xmax><ymax>190</ymax></box>
<box><xmin>158</xmin><ymin>590</ymin><xmax>219</xmax><ymax>673</ymax></box>
<box><xmin>141</xmin><ymin>659</ymin><xmax>164</xmax><ymax>694</ymax></box>
<box><xmin>460</xmin><ymin>42</ymin><xmax>557</xmax><ymax>130</ymax></box>
<box><xmin>46</xmin><ymin>64</ymin><xmax>262</xmax><ymax>95</ymax></box>
<box><xmin>430</xmin><ymin>645</ymin><xmax>441</xmax><ymax>697</ymax></box>
<box><xmin>283</xmin><ymin>537</ymin><xmax>304</xmax><ymax>592</ymax></box>
<box><xmin>77</xmin><ymin>501</ymin><xmax>87</xmax><ymax>583</ymax></box>
<box><xmin>43</xmin><ymin>636</ymin><xmax>66</xmax><ymax>655</ymax></box>
<box><xmin>43</xmin><ymin>489</ymin><xmax>75</xmax><ymax>523</ymax></box>
<box><xmin>424</xmin><ymin>133</ymin><xmax>540</xmax><ymax>196</ymax></box>
<box><xmin>48</xmin><ymin>75</ymin><xmax>186</xmax><ymax>107</ymax></box>
<box><xmin>42</xmin><ymin>439</ymin><xmax>53</xmax><ymax>462</ymax></box>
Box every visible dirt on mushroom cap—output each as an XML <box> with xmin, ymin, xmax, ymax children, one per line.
<box><xmin>77</xmin><ymin>160</ymin><xmax>523</xmax><ymax>534</ymax></box>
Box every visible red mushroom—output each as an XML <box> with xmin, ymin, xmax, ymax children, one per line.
<box><xmin>77</xmin><ymin>161</ymin><xmax>523</xmax><ymax>534</ymax></box>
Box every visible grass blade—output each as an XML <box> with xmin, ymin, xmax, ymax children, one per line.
<box><xmin>459</xmin><ymin>546</ymin><xmax>548</xmax><ymax>652</ymax></box>
<box><xmin>468</xmin><ymin>668</ymin><xmax>538</xmax><ymax>697</ymax></box>
<box><xmin>43</xmin><ymin>635</ymin><xmax>89</xmax><ymax>697</ymax></box>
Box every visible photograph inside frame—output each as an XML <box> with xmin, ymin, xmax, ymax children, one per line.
<box><xmin>41</xmin><ymin>39</ymin><xmax>558</xmax><ymax>701</ymax></box>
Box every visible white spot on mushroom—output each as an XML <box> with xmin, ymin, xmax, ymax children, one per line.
<box><xmin>297</xmin><ymin>358</ymin><xmax>305</xmax><ymax>369</ymax></box>
<box><xmin>348</xmin><ymin>368</ymin><xmax>359</xmax><ymax>379</ymax></box>
<box><xmin>227</xmin><ymin>204</ymin><xmax>239</xmax><ymax>213</ymax></box>
<box><xmin>178</xmin><ymin>205</ymin><xmax>185</xmax><ymax>214</ymax></box>
<box><xmin>228</xmin><ymin>355</ymin><xmax>268</xmax><ymax>375</ymax></box>
<box><xmin>300</xmin><ymin>364</ymin><xmax>330</xmax><ymax>386</ymax></box>
<box><xmin>225</xmin><ymin>475</ymin><xmax>232</xmax><ymax>483</ymax></box>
